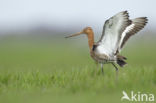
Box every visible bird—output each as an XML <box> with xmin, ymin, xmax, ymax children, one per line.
<box><xmin>65</xmin><ymin>11</ymin><xmax>148</xmax><ymax>75</ymax></box>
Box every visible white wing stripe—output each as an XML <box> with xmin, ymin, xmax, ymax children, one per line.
<box><xmin>119</xmin><ymin>23</ymin><xmax>135</xmax><ymax>51</ymax></box>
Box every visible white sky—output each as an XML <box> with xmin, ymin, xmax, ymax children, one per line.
<box><xmin>0</xmin><ymin>0</ymin><xmax>155</xmax><ymax>31</ymax></box>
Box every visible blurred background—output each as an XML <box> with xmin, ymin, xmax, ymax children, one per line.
<box><xmin>0</xmin><ymin>0</ymin><xmax>156</xmax><ymax>103</ymax></box>
<box><xmin>0</xmin><ymin>0</ymin><xmax>155</xmax><ymax>36</ymax></box>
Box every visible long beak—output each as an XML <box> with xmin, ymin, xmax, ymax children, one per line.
<box><xmin>65</xmin><ymin>31</ymin><xmax>84</xmax><ymax>38</ymax></box>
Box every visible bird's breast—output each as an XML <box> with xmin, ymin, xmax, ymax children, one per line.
<box><xmin>90</xmin><ymin>45</ymin><xmax>116</xmax><ymax>63</ymax></box>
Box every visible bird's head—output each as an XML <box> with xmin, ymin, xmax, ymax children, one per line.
<box><xmin>65</xmin><ymin>27</ymin><xmax>93</xmax><ymax>38</ymax></box>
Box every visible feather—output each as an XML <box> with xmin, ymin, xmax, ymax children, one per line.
<box><xmin>97</xmin><ymin>11</ymin><xmax>131</xmax><ymax>57</ymax></box>
<box><xmin>120</xmin><ymin>17</ymin><xmax>148</xmax><ymax>50</ymax></box>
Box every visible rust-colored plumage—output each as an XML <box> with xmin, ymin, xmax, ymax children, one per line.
<box><xmin>84</xmin><ymin>27</ymin><xmax>94</xmax><ymax>50</ymax></box>
<box><xmin>65</xmin><ymin>11</ymin><xmax>148</xmax><ymax>75</ymax></box>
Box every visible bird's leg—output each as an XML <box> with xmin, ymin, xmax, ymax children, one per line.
<box><xmin>101</xmin><ymin>63</ymin><xmax>104</xmax><ymax>74</ymax></box>
<box><xmin>111</xmin><ymin>63</ymin><xmax>118</xmax><ymax>79</ymax></box>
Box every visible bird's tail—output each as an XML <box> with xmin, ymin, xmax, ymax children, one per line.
<box><xmin>117</xmin><ymin>55</ymin><xmax>127</xmax><ymax>67</ymax></box>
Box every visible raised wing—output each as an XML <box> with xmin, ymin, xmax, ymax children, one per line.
<box><xmin>97</xmin><ymin>11</ymin><xmax>131</xmax><ymax>56</ymax></box>
<box><xmin>119</xmin><ymin>17</ymin><xmax>148</xmax><ymax>50</ymax></box>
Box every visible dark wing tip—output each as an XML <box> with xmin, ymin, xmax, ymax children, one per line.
<box><xmin>122</xmin><ymin>10</ymin><xmax>129</xmax><ymax>16</ymax></box>
<box><xmin>122</xmin><ymin>10</ymin><xmax>129</xmax><ymax>15</ymax></box>
<box><xmin>144</xmin><ymin>17</ymin><xmax>148</xmax><ymax>23</ymax></box>
<box><xmin>123</xmin><ymin>10</ymin><xmax>128</xmax><ymax>13</ymax></box>
<box><xmin>137</xmin><ymin>17</ymin><xmax>148</xmax><ymax>21</ymax></box>
<box><xmin>118</xmin><ymin>10</ymin><xmax>128</xmax><ymax>15</ymax></box>
<box><xmin>118</xmin><ymin>10</ymin><xmax>131</xmax><ymax>31</ymax></box>
<box><xmin>134</xmin><ymin>17</ymin><xmax>148</xmax><ymax>27</ymax></box>
<box><xmin>120</xmin><ymin>16</ymin><xmax>148</xmax><ymax>49</ymax></box>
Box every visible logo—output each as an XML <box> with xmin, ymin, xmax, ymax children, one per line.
<box><xmin>121</xmin><ymin>91</ymin><xmax>154</xmax><ymax>102</ymax></box>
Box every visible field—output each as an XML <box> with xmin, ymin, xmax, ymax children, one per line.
<box><xmin>0</xmin><ymin>34</ymin><xmax>156</xmax><ymax>103</ymax></box>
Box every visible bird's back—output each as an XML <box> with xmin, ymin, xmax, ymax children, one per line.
<box><xmin>91</xmin><ymin>11</ymin><xmax>147</xmax><ymax>67</ymax></box>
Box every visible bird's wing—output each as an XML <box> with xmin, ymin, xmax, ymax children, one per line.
<box><xmin>97</xmin><ymin>11</ymin><xmax>131</xmax><ymax>56</ymax></box>
<box><xmin>119</xmin><ymin>17</ymin><xmax>148</xmax><ymax>50</ymax></box>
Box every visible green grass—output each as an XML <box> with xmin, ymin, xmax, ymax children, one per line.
<box><xmin>0</xmin><ymin>35</ymin><xmax>156</xmax><ymax>103</ymax></box>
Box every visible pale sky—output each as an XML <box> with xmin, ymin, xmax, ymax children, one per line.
<box><xmin>0</xmin><ymin>0</ymin><xmax>155</xmax><ymax>32</ymax></box>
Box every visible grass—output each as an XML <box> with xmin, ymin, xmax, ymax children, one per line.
<box><xmin>0</xmin><ymin>35</ymin><xmax>156</xmax><ymax>103</ymax></box>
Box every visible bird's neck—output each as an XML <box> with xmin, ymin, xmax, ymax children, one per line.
<box><xmin>86</xmin><ymin>31</ymin><xmax>94</xmax><ymax>51</ymax></box>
